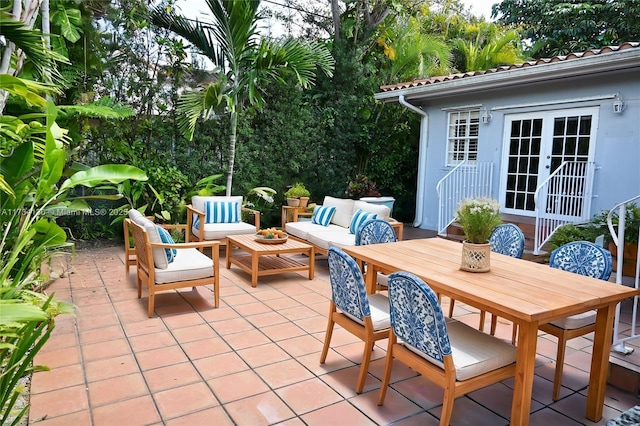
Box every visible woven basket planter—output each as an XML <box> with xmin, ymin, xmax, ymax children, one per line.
<box><xmin>460</xmin><ymin>241</ymin><xmax>491</xmax><ymax>272</ymax></box>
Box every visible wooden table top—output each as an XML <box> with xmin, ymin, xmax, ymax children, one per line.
<box><xmin>344</xmin><ymin>238</ymin><xmax>639</xmax><ymax>325</ymax></box>
<box><xmin>227</xmin><ymin>233</ymin><xmax>313</xmax><ymax>253</ymax></box>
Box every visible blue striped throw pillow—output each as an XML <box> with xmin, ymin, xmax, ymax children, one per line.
<box><xmin>204</xmin><ymin>201</ymin><xmax>239</xmax><ymax>224</ymax></box>
<box><xmin>156</xmin><ymin>226</ymin><xmax>177</xmax><ymax>263</ymax></box>
<box><xmin>311</xmin><ymin>206</ymin><xmax>336</xmax><ymax>226</ymax></box>
<box><xmin>349</xmin><ymin>209</ymin><xmax>377</xmax><ymax>234</ymax></box>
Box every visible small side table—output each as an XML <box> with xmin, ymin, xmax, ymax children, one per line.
<box><xmin>281</xmin><ymin>205</ymin><xmax>313</xmax><ymax>229</ymax></box>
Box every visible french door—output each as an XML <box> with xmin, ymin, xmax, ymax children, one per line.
<box><xmin>499</xmin><ymin>107</ymin><xmax>599</xmax><ymax>217</ymax></box>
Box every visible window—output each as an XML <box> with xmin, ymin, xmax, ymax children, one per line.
<box><xmin>447</xmin><ymin>110</ymin><xmax>479</xmax><ymax>166</ymax></box>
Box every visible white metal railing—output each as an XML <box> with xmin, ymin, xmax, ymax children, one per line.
<box><xmin>609</xmin><ymin>195</ymin><xmax>640</xmax><ymax>355</ymax></box>
<box><xmin>533</xmin><ymin>161</ymin><xmax>595</xmax><ymax>254</ymax></box>
<box><xmin>436</xmin><ymin>161</ymin><xmax>494</xmax><ymax>236</ymax></box>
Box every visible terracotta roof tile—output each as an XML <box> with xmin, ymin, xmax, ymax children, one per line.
<box><xmin>379</xmin><ymin>42</ymin><xmax>640</xmax><ymax>92</ymax></box>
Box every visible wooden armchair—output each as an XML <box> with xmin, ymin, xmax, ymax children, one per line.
<box><xmin>187</xmin><ymin>195</ymin><xmax>260</xmax><ymax>249</ymax></box>
<box><xmin>126</xmin><ymin>215</ymin><xmax>220</xmax><ymax>317</ymax></box>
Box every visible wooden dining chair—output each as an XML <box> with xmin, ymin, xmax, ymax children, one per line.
<box><xmin>378</xmin><ymin>271</ymin><xmax>517</xmax><ymax>426</ymax></box>
<box><xmin>449</xmin><ymin>223</ymin><xmax>525</xmax><ymax>339</ymax></box>
<box><xmin>539</xmin><ymin>240</ymin><xmax>612</xmax><ymax>400</ymax></box>
<box><xmin>355</xmin><ymin>219</ymin><xmax>397</xmax><ymax>289</ymax></box>
<box><xmin>320</xmin><ymin>247</ymin><xmax>391</xmax><ymax>393</ymax></box>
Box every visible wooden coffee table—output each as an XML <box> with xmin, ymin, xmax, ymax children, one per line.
<box><xmin>226</xmin><ymin>234</ymin><xmax>315</xmax><ymax>287</ymax></box>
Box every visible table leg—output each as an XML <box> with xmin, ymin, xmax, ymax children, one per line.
<box><xmin>226</xmin><ymin>242</ymin><xmax>232</xmax><ymax>269</ymax></box>
<box><xmin>586</xmin><ymin>303</ymin><xmax>616</xmax><ymax>421</ymax></box>
<box><xmin>251</xmin><ymin>252</ymin><xmax>259</xmax><ymax>287</ymax></box>
<box><xmin>365</xmin><ymin>265</ymin><xmax>377</xmax><ymax>294</ymax></box>
<box><xmin>308</xmin><ymin>247</ymin><xmax>315</xmax><ymax>280</ymax></box>
<box><xmin>510</xmin><ymin>320</ymin><xmax>538</xmax><ymax>426</ymax></box>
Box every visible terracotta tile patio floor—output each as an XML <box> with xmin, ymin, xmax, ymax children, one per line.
<box><xmin>30</xmin><ymin>238</ymin><xmax>640</xmax><ymax>426</ymax></box>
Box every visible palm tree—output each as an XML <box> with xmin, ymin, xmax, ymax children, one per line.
<box><xmin>452</xmin><ymin>22</ymin><xmax>527</xmax><ymax>72</ymax></box>
<box><xmin>152</xmin><ymin>0</ymin><xmax>334</xmax><ymax>195</ymax></box>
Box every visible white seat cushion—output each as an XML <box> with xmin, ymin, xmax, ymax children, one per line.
<box><xmin>550</xmin><ymin>311</ymin><xmax>596</xmax><ymax>329</ymax></box>
<box><xmin>307</xmin><ymin>230</ymin><xmax>356</xmax><ymax>251</ymax></box>
<box><xmin>285</xmin><ymin>221</ymin><xmax>344</xmax><ymax>240</ymax></box>
<box><xmin>342</xmin><ymin>293</ymin><xmax>391</xmax><ymax>331</ymax></box>
<box><xmin>192</xmin><ymin>221</ymin><xmax>256</xmax><ymax>241</ymax></box>
<box><xmin>154</xmin><ymin>248</ymin><xmax>214</xmax><ymax>284</ymax></box>
<box><xmin>403</xmin><ymin>317</ymin><xmax>516</xmax><ymax>381</ymax></box>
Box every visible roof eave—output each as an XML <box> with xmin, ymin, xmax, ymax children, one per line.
<box><xmin>375</xmin><ymin>49</ymin><xmax>640</xmax><ymax>104</ymax></box>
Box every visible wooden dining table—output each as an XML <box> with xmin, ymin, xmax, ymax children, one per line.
<box><xmin>343</xmin><ymin>237</ymin><xmax>639</xmax><ymax>426</ymax></box>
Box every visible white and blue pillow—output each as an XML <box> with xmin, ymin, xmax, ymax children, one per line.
<box><xmin>311</xmin><ymin>206</ymin><xmax>336</xmax><ymax>227</ymax></box>
<box><xmin>205</xmin><ymin>201</ymin><xmax>239</xmax><ymax>224</ymax></box>
<box><xmin>156</xmin><ymin>226</ymin><xmax>177</xmax><ymax>263</ymax></box>
<box><xmin>349</xmin><ymin>209</ymin><xmax>377</xmax><ymax>234</ymax></box>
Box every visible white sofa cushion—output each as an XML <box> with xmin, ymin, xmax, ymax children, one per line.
<box><xmin>307</xmin><ymin>230</ymin><xmax>356</xmax><ymax>251</ymax></box>
<box><xmin>154</xmin><ymin>248</ymin><xmax>214</xmax><ymax>284</ymax></box>
<box><xmin>191</xmin><ymin>221</ymin><xmax>256</xmax><ymax>241</ymax></box>
<box><xmin>323</xmin><ymin>196</ymin><xmax>355</xmax><ymax>228</ymax></box>
<box><xmin>354</xmin><ymin>200</ymin><xmax>390</xmax><ymax>222</ymax></box>
<box><xmin>285</xmin><ymin>221</ymin><xmax>344</xmax><ymax>240</ymax></box>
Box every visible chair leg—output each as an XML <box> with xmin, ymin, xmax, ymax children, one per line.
<box><xmin>511</xmin><ymin>323</ymin><xmax>518</xmax><ymax>345</ymax></box>
<box><xmin>147</xmin><ymin>292</ymin><xmax>155</xmax><ymax>318</ymax></box>
<box><xmin>320</xmin><ymin>307</ymin><xmax>336</xmax><ymax>364</ymax></box>
<box><xmin>552</xmin><ymin>331</ymin><xmax>569</xmax><ymax>401</ymax></box>
<box><xmin>440</xmin><ymin>386</ymin><xmax>456</xmax><ymax>426</ymax></box>
<box><xmin>448</xmin><ymin>298</ymin><xmax>456</xmax><ymax>317</ymax></box>
<box><xmin>478</xmin><ymin>310</ymin><xmax>486</xmax><ymax>332</ymax></box>
<box><xmin>490</xmin><ymin>313</ymin><xmax>498</xmax><ymax>335</ymax></box>
<box><xmin>356</xmin><ymin>337</ymin><xmax>374</xmax><ymax>394</ymax></box>
<box><xmin>377</xmin><ymin>335</ymin><xmax>396</xmax><ymax>405</ymax></box>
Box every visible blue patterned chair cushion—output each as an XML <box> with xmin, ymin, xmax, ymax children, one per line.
<box><xmin>311</xmin><ymin>206</ymin><xmax>336</xmax><ymax>226</ymax></box>
<box><xmin>549</xmin><ymin>241</ymin><xmax>612</xmax><ymax>280</ymax></box>
<box><xmin>355</xmin><ymin>219</ymin><xmax>397</xmax><ymax>246</ymax></box>
<box><xmin>489</xmin><ymin>223</ymin><xmax>525</xmax><ymax>258</ymax></box>
<box><xmin>387</xmin><ymin>272</ymin><xmax>451</xmax><ymax>362</ymax></box>
<box><xmin>349</xmin><ymin>209</ymin><xmax>377</xmax><ymax>235</ymax></box>
<box><xmin>327</xmin><ymin>247</ymin><xmax>371</xmax><ymax>320</ymax></box>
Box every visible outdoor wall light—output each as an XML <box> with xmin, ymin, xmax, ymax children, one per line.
<box><xmin>481</xmin><ymin>109</ymin><xmax>492</xmax><ymax>124</ymax></box>
<box><xmin>613</xmin><ymin>95</ymin><xmax>625</xmax><ymax>114</ymax></box>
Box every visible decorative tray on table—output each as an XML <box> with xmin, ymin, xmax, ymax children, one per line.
<box><xmin>255</xmin><ymin>228</ymin><xmax>288</xmax><ymax>244</ymax></box>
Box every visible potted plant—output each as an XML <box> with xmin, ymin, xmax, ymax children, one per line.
<box><xmin>284</xmin><ymin>182</ymin><xmax>310</xmax><ymax>207</ymax></box>
<box><xmin>455</xmin><ymin>197</ymin><xmax>502</xmax><ymax>272</ymax></box>
<box><xmin>345</xmin><ymin>174</ymin><xmax>381</xmax><ymax>199</ymax></box>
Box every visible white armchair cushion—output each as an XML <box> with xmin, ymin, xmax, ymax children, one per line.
<box><xmin>323</xmin><ymin>196</ymin><xmax>355</xmax><ymax>228</ymax></box>
<box><xmin>132</xmin><ymin>215</ymin><xmax>169</xmax><ymax>270</ymax></box>
<box><xmin>191</xmin><ymin>221</ymin><xmax>256</xmax><ymax>241</ymax></box>
<box><xmin>191</xmin><ymin>196</ymin><xmax>243</xmax><ymax>220</ymax></box>
<box><xmin>550</xmin><ymin>310</ymin><xmax>596</xmax><ymax>329</ymax></box>
<box><xmin>154</xmin><ymin>248</ymin><xmax>214</xmax><ymax>284</ymax></box>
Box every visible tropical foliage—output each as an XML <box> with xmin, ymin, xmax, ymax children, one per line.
<box><xmin>151</xmin><ymin>0</ymin><xmax>335</xmax><ymax>195</ymax></box>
